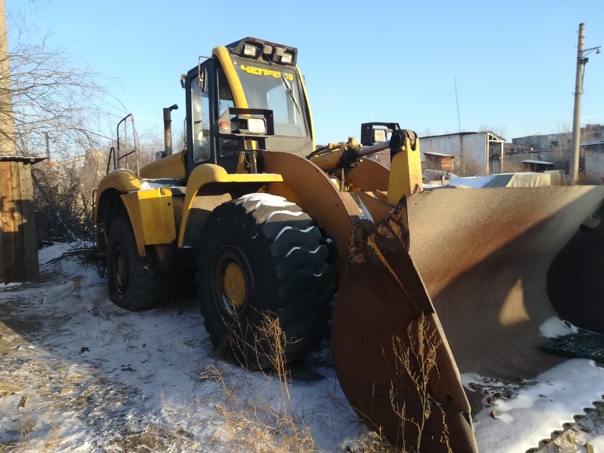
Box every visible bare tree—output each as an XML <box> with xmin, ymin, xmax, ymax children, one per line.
<box><xmin>4</xmin><ymin>12</ymin><xmax>115</xmax><ymax>159</ymax></box>
<box><xmin>1</xmin><ymin>10</ymin><xmax>121</xmax><ymax>244</ymax></box>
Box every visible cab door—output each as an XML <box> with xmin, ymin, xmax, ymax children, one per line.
<box><xmin>185</xmin><ymin>60</ymin><xmax>239</xmax><ymax>175</ymax></box>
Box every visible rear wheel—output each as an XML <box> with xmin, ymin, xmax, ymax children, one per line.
<box><xmin>197</xmin><ymin>193</ymin><xmax>333</xmax><ymax>369</ymax></box>
<box><xmin>107</xmin><ymin>216</ymin><xmax>172</xmax><ymax>310</ymax></box>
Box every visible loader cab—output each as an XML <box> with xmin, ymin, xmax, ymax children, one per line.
<box><xmin>184</xmin><ymin>37</ymin><xmax>314</xmax><ymax>175</ymax></box>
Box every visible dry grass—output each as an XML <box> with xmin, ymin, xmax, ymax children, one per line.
<box><xmin>103</xmin><ymin>424</ymin><xmax>196</xmax><ymax>453</ymax></box>
<box><xmin>197</xmin><ymin>312</ymin><xmax>314</xmax><ymax>452</ymax></box>
<box><xmin>348</xmin><ymin>314</ymin><xmax>452</xmax><ymax>453</ymax></box>
<box><xmin>196</xmin><ymin>311</ymin><xmax>453</xmax><ymax>452</ymax></box>
<box><xmin>388</xmin><ymin>314</ymin><xmax>452</xmax><ymax>453</ymax></box>
<box><xmin>70</xmin><ymin>275</ymin><xmax>83</xmax><ymax>299</ymax></box>
<box><xmin>0</xmin><ymin>418</ymin><xmax>60</xmax><ymax>453</ymax></box>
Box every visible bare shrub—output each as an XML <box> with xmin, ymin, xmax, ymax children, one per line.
<box><xmin>198</xmin><ymin>312</ymin><xmax>314</xmax><ymax>452</ymax></box>
<box><xmin>32</xmin><ymin>158</ymin><xmax>98</xmax><ymax>245</ymax></box>
<box><xmin>3</xmin><ymin>12</ymin><xmax>121</xmax><ymax>247</ymax></box>
<box><xmin>388</xmin><ymin>314</ymin><xmax>451</xmax><ymax>453</ymax></box>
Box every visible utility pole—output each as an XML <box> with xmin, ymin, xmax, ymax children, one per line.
<box><xmin>570</xmin><ymin>23</ymin><xmax>600</xmax><ymax>185</ymax></box>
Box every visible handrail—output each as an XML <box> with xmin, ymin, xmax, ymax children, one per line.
<box><xmin>105</xmin><ymin>113</ymin><xmax>141</xmax><ymax>177</ymax></box>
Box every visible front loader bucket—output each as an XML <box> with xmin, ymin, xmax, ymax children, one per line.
<box><xmin>332</xmin><ymin>184</ymin><xmax>604</xmax><ymax>451</ymax></box>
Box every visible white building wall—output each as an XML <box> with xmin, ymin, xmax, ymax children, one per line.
<box><xmin>420</xmin><ymin>133</ymin><xmax>489</xmax><ymax>176</ymax></box>
<box><xmin>584</xmin><ymin>151</ymin><xmax>604</xmax><ymax>183</ymax></box>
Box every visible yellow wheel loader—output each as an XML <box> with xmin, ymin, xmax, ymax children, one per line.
<box><xmin>95</xmin><ymin>37</ymin><xmax>604</xmax><ymax>452</ymax></box>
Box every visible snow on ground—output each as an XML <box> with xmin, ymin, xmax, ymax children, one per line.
<box><xmin>0</xmin><ymin>245</ymin><xmax>364</xmax><ymax>452</ymax></box>
<box><xmin>0</xmin><ymin>243</ymin><xmax>603</xmax><ymax>452</ymax></box>
<box><xmin>465</xmin><ymin>362</ymin><xmax>604</xmax><ymax>452</ymax></box>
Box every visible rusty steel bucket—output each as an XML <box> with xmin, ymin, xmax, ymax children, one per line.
<box><xmin>332</xmin><ymin>184</ymin><xmax>604</xmax><ymax>452</ymax></box>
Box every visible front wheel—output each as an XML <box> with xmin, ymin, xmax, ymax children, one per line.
<box><xmin>106</xmin><ymin>216</ymin><xmax>173</xmax><ymax>310</ymax></box>
<box><xmin>197</xmin><ymin>193</ymin><xmax>333</xmax><ymax>369</ymax></box>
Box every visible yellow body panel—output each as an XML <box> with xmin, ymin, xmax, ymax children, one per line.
<box><xmin>140</xmin><ymin>152</ymin><xmax>186</xmax><ymax>180</ymax></box>
<box><xmin>387</xmin><ymin>136</ymin><xmax>423</xmax><ymax>205</ymax></box>
<box><xmin>347</xmin><ymin>158</ymin><xmax>390</xmax><ymax>192</ymax></box>
<box><xmin>177</xmin><ymin>164</ymin><xmax>283</xmax><ymax>247</ymax></box>
<box><xmin>94</xmin><ymin>169</ymin><xmax>142</xmax><ymax>224</ymax></box>
<box><xmin>121</xmin><ymin>188</ymin><xmax>176</xmax><ymax>255</ymax></box>
<box><xmin>96</xmin><ymin>169</ymin><xmax>141</xmax><ymax>196</ymax></box>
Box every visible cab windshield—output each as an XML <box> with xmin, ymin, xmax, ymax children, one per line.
<box><xmin>232</xmin><ymin>58</ymin><xmax>308</xmax><ymax>137</ymax></box>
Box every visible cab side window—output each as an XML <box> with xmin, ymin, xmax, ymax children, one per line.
<box><xmin>191</xmin><ymin>73</ymin><xmax>211</xmax><ymax>163</ymax></box>
<box><xmin>216</xmin><ymin>64</ymin><xmax>238</xmax><ymax>157</ymax></box>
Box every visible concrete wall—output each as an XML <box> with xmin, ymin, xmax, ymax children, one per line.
<box><xmin>420</xmin><ymin>133</ymin><xmax>488</xmax><ymax>176</ymax></box>
<box><xmin>584</xmin><ymin>147</ymin><xmax>604</xmax><ymax>184</ymax></box>
<box><xmin>512</xmin><ymin>133</ymin><xmax>572</xmax><ymax>151</ymax></box>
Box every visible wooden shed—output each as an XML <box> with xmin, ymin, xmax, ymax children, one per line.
<box><xmin>522</xmin><ymin>159</ymin><xmax>555</xmax><ymax>173</ymax></box>
<box><xmin>424</xmin><ymin>152</ymin><xmax>455</xmax><ymax>172</ymax></box>
<box><xmin>0</xmin><ymin>156</ymin><xmax>44</xmax><ymax>283</ymax></box>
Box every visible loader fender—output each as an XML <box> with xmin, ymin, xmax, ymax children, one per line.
<box><xmin>177</xmin><ymin>163</ymin><xmax>283</xmax><ymax>248</ymax></box>
<box><xmin>94</xmin><ymin>169</ymin><xmax>141</xmax><ymax>224</ymax></box>
<box><xmin>96</xmin><ymin>169</ymin><xmax>177</xmax><ymax>257</ymax></box>
<box><xmin>119</xmin><ymin>188</ymin><xmax>176</xmax><ymax>256</ymax></box>
<box><xmin>262</xmin><ymin>151</ymin><xmax>372</xmax><ymax>276</ymax></box>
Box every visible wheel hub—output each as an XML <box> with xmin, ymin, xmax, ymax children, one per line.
<box><xmin>221</xmin><ymin>262</ymin><xmax>246</xmax><ymax>311</ymax></box>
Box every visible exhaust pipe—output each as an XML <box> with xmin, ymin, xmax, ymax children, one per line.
<box><xmin>163</xmin><ymin>104</ymin><xmax>179</xmax><ymax>156</ymax></box>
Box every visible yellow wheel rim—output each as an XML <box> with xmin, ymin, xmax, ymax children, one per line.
<box><xmin>222</xmin><ymin>262</ymin><xmax>246</xmax><ymax>311</ymax></box>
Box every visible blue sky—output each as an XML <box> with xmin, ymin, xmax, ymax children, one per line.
<box><xmin>7</xmin><ymin>0</ymin><xmax>604</xmax><ymax>145</ymax></box>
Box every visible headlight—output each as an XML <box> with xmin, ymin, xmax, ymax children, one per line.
<box><xmin>242</xmin><ymin>117</ymin><xmax>267</xmax><ymax>134</ymax></box>
<box><xmin>229</xmin><ymin>117</ymin><xmax>267</xmax><ymax>135</ymax></box>
<box><xmin>242</xmin><ymin>44</ymin><xmax>259</xmax><ymax>58</ymax></box>
<box><xmin>280</xmin><ymin>52</ymin><xmax>294</xmax><ymax>64</ymax></box>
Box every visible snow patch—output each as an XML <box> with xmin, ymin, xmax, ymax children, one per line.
<box><xmin>140</xmin><ymin>179</ymin><xmax>174</xmax><ymax>189</ymax></box>
<box><xmin>38</xmin><ymin>242</ymin><xmax>74</xmax><ymax>265</ymax></box>
<box><xmin>265</xmin><ymin>209</ymin><xmax>305</xmax><ymax>223</ymax></box>
<box><xmin>240</xmin><ymin>192</ymin><xmax>295</xmax><ymax>209</ymax></box>
<box><xmin>540</xmin><ymin>317</ymin><xmax>579</xmax><ymax>338</ymax></box>
<box><xmin>273</xmin><ymin>225</ymin><xmax>315</xmax><ymax>244</ymax></box>
<box><xmin>286</xmin><ymin>246</ymin><xmax>301</xmax><ymax>257</ymax></box>
<box><xmin>473</xmin><ymin>359</ymin><xmax>604</xmax><ymax>452</ymax></box>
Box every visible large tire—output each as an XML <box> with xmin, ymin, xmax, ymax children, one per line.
<box><xmin>107</xmin><ymin>216</ymin><xmax>172</xmax><ymax>310</ymax></box>
<box><xmin>197</xmin><ymin>193</ymin><xmax>333</xmax><ymax>369</ymax></box>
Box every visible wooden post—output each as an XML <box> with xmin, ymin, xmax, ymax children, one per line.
<box><xmin>0</xmin><ymin>157</ymin><xmax>43</xmax><ymax>283</ymax></box>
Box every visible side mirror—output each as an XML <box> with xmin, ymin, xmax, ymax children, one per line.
<box><xmin>360</xmin><ymin>122</ymin><xmax>401</xmax><ymax>146</ymax></box>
